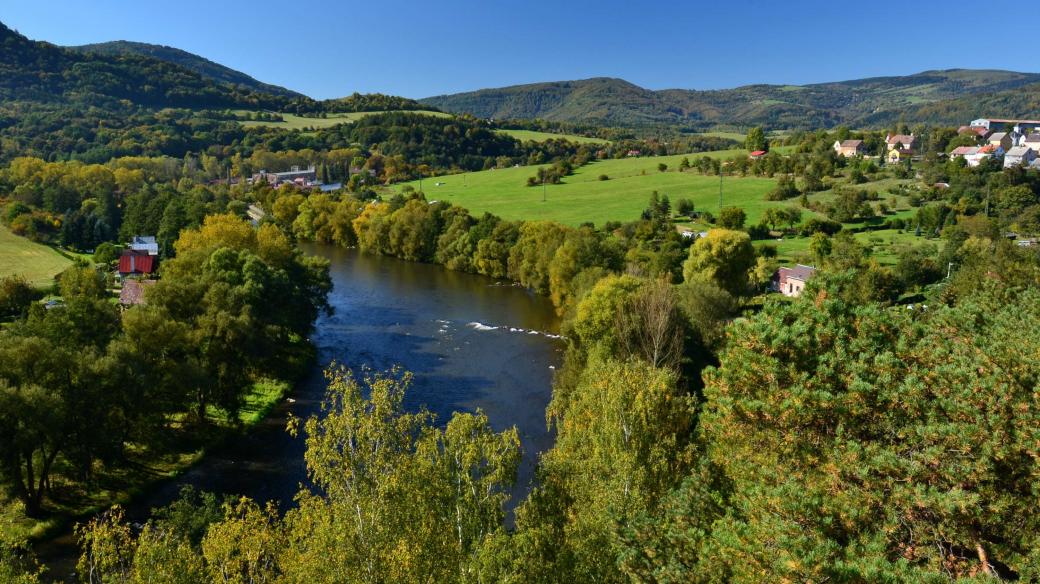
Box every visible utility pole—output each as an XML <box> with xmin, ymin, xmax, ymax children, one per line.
<box><xmin>542</xmin><ymin>175</ymin><xmax>547</xmax><ymax>203</ymax></box>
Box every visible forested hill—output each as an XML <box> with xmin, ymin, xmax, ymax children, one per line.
<box><xmin>0</xmin><ymin>21</ymin><xmax>293</xmax><ymax>110</ymax></box>
<box><xmin>66</xmin><ymin>40</ymin><xmax>304</xmax><ymax>98</ymax></box>
<box><xmin>421</xmin><ymin>69</ymin><xmax>1040</xmax><ymax>129</ymax></box>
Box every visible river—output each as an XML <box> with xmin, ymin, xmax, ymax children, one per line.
<box><xmin>40</xmin><ymin>246</ymin><xmax>563</xmax><ymax>581</ymax></box>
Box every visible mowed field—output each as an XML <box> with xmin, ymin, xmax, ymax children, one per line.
<box><xmin>240</xmin><ymin>110</ymin><xmax>450</xmax><ymax>130</ymax></box>
<box><xmin>495</xmin><ymin>129</ymin><xmax>610</xmax><ymax>145</ymax></box>
<box><xmin>394</xmin><ymin>149</ymin><xmax>793</xmax><ymax>227</ymax></box>
<box><xmin>0</xmin><ymin>225</ymin><xmax>73</xmax><ymax>287</ymax></box>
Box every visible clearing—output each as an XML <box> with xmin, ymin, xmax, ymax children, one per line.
<box><xmin>239</xmin><ymin>110</ymin><xmax>450</xmax><ymax>130</ymax></box>
<box><xmin>495</xmin><ymin>129</ymin><xmax>609</xmax><ymax>145</ymax></box>
<box><xmin>0</xmin><ymin>226</ymin><xmax>74</xmax><ymax>287</ymax></box>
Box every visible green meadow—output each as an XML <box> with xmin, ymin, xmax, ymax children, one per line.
<box><xmin>240</xmin><ymin>110</ymin><xmax>450</xmax><ymax>130</ymax></box>
<box><xmin>0</xmin><ymin>225</ymin><xmax>74</xmax><ymax>287</ymax></box>
<box><xmin>495</xmin><ymin>129</ymin><xmax>610</xmax><ymax>145</ymax></box>
<box><xmin>395</xmin><ymin>149</ymin><xmax>796</xmax><ymax>227</ymax></box>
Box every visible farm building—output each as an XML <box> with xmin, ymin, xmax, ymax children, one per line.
<box><xmin>772</xmin><ymin>265</ymin><xmax>817</xmax><ymax>298</ymax></box>
<box><xmin>833</xmin><ymin>139</ymin><xmax>866</xmax><ymax>157</ymax></box>
<box><xmin>130</xmin><ymin>235</ymin><xmax>158</xmax><ymax>256</ymax></box>
<box><xmin>118</xmin><ymin>250</ymin><xmax>157</xmax><ymax>277</ymax></box>
<box><xmin>970</xmin><ymin>118</ymin><xmax>1040</xmax><ymax>133</ymax></box>
<box><xmin>252</xmin><ymin>165</ymin><xmax>318</xmax><ymax>187</ymax></box>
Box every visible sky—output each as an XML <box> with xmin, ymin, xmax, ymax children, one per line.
<box><xmin>3</xmin><ymin>0</ymin><xmax>1034</xmax><ymax>100</ymax></box>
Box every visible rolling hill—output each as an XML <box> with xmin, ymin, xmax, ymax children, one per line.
<box><xmin>421</xmin><ymin>70</ymin><xmax>1040</xmax><ymax>129</ymax></box>
<box><xmin>67</xmin><ymin>40</ymin><xmax>304</xmax><ymax>98</ymax></box>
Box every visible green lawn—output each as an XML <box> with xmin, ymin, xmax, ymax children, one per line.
<box><xmin>0</xmin><ymin>225</ymin><xmax>74</xmax><ymax>288</ymax></box>
<box><xmin>765</xmin><ymin>228</ymin><xmax>942</xmax><ymax>266</ymax></box>
<box><xmin>496</xmin><ymin>129</ymin><xmax>609</xmax><ymax>145</ymax></box>
<box><xmin>396</xmin><ymin>149</ymin><xmax>797</xmax><ymax>227</ymax></box>
<box><xmin>240</xmin><ymin>110</ymin><xmax>450</xmax><ymax>130</ymax></box>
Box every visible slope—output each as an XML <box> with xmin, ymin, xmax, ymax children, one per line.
<box><xmin>67</xmin><ymin>40</ymin><xmax>304</xmax><ymax>98</ymax></box>
<box><xmin>421</xmin><ymin>70</ymin><xmax>1040</xmax><ymax>129</ymax></box>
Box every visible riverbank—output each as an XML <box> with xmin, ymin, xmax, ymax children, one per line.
<box><xmin>19</xmin><ymin>378</ymin><xmax>291</xmax><ymax>577</ymax></box>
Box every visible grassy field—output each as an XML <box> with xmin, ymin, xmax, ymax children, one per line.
<box><xmin>495</xmin><ymin>129</ymin><xmax>609</xmax><ymax>145</ymax></box>
<box><xmin>395</xmin><ymin>149</ymin><xmax>796</xmax><ymax>226</ymax></box>
<box><xmin>240</xmin><ymin>110</ymin><xmax>450</xmax><ymax>130</ymax></box>
<box><xmin>0</xmin><ymin>225</ymin><xmax>74</xmax><ymax>287</ymax></box>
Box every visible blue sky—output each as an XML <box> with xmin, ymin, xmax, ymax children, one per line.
<box><xmin>4</xmin><ymin>0</ymin><xmax>1033</xmax><ymax>99</ymax></box>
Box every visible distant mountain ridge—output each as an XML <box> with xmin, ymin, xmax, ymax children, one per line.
<box><xmin>421</xmin><ymin>70</ymin><xmax>1040</xmax><ymax>129</ymax></box>
<box><xmin>67</xmin><ymin>40</ymin><xmax>304</xmax><ymax>98</ymax></box>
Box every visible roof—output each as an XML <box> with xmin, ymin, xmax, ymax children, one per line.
<box><xmin>839</xmin><ymin>139</ymin><xmax>863</xmax><ymax>148</ymax></box>
<box><xmin>1025</xmin><ymin>133</ymin><xmax>1040</xmax><ymax>143</ymax></box>
<box><xmin>950</xmin><ymin>146</ymin><xmax>979</xmax><ymax>156</ymax></box>
<box><xmin>132</xmin><ymin>236</ymin><xmax>156</xmax><ymax>245</ymax></box>
<box><xmin>749</xmin><ymin>150</ymin><xmax>767</xmax><ymax>156</ymax></box>
<box><xmin>886</xmin><ymin>134</ymin><xmax>915</xmax><ymax>145</ymax></box>
<box><xmin>118</xmin><ymin>251</ymin><xmax>157</xmax><ymax>275</ymax></box>
<box><xmin>989</xmin><ymin>132</ymin><xmax>1008</xmax><ymax>141</ymax></box>
<box><xmin>978</xmin><ymin>144</ymin><xmax>999</xmax><ymax>154</ymax></box>
<box><xmin>777</xmin><ymin>264</ymin><xmax>817</xmax><ymax>283</ymax></box>
<box><xmin>1006</xmin><ymin>146</ymin><xmax>1034</xmax><ymax>157</ymax></box>
<box><xmin>119</xmin><ymin>279</ymin><xmax>156</xmax><ymax>305</ymax></box>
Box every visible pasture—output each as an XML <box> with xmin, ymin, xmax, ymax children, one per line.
<box><xmin>395</xmin><ymin>149</ymin><xmax>794</xmax><ymax>227</ymax></box>
<box><xmin>495</xmin><ymin>129</ymin><xmax>609</xmax><ymax>145</ymax></box>
<box><xmin>240</xmin><ymin>110</ymin><xmax>450</xmax><ymax>130</ymax></box>
<box><xmin>0</xmin><ymin>225</ymin><xmax>74</xmax><ymax>287</ymax></box>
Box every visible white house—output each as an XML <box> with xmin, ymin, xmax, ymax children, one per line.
<box><xmin>1004</xmin><ymin>146</ymin><xmax>1038</xmax><ymax>168</ymax></box>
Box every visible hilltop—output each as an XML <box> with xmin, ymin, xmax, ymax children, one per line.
<box><xmin>67</xmin><ymin>40</ymin><xmax>304</xmax><ymax>98</ymax></box>
<box><xmin>421</xmin><ymin>69</ymin><xmax>1040</xmax><ymax>129</ymax></box>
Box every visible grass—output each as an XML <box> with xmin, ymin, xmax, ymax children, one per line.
<box><xmin>0</xmin><ymin>225</ymin><xmax>75</xmax><ymax>288</ymax></box>
<box><xmin>395</xmin><ymin>149</ymin><xmax>798</xmax><ymax>227</ymax></box>
<box><xmin>496</xmin><ymin>129</ymin><xmax>609</xmax><ymax>145</ymax></box>
<box><xmin>239</xmin><ymin>110</ymin><xmax>450</xmax><ymax>130</ymax></box>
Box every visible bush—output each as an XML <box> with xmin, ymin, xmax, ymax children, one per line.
<box><xmin>747</xmin><ymin>223</ymin><xmax>771</xmax><ymax>240</ymax></box>
<box><xmin>598</xmin><ymin>174</ymin><xmax>609</xmax><ymax>181</ymax></box>
<box><xmin>799</xmin><ymin>218</ymin><xmax>843</xmax><ymax>237</ymax></box>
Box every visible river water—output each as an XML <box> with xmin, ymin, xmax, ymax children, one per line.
<box><xmin>40</xmin><ymin>246</ymin><xmax>563</xmax><ymax>581</ymax></box>
<box><xmin>148</xmin><ymin>243</ymin><xmax>563</xmax><ymax>508</ymax></box>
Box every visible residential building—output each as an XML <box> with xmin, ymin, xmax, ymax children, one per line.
<box><xmin>988</xmin><ymin>132</ymin><xmax>1013</xmax><ymax>151</ymax></box>
<box><xmin>119</xmin><ymin>279</ymin><xmax>156</xmax><ymax>306</ymax></box>
<box><xmin>1004</xmin><ymin>146</ymin><xmax>1038</xmax><ymax>168</ymax></box>
<box><xmin>958</xmin><ymin>125</ymin><xmax>992</xmax><ymax>140</ymax></box>
<box><xmin>118</xmin><ymin>250</ymin><xmax>157</xmax><ymax>277</ymax></box>
<box><xmin>1024</xmin><ymin>133</ymin><xmax>1040</xmax><ymax>152</ymax></box>
<box><xmin>129</xmin><ymin>235</ymin><xmax>158</xmax><ymax>256</ymax></box>
<box><xmin>950</xmin><ymin>146</ymin><xmax>979</xmax><ymax>160</ymax></box>
<box><xmin>749</xmin><ymin>150</ymin><xmax>767</xmax><ymax>160</ymax></box>
<box><xmin>887</xmin><ymin>149</ymin><xmax>912</xmax><ymax>163</ymax></box>
<box><xmin>965</xmin><ymin>144</ymin><xmax>1003</xmax><ymax>167</ymax></box>
<box><xmin>833</xmin><ymin>139</ymin><xmax>866</xmax><ymax>157</ymax></box>
<box><xmin>772</xmin><ymin>265</ymin><xmax>817</xmax><ymax>298</ymax></box>
<box><xmin>885</xmin><ymin>133</ymin><xmax>916</xmax><ymax>152</ymax></box>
